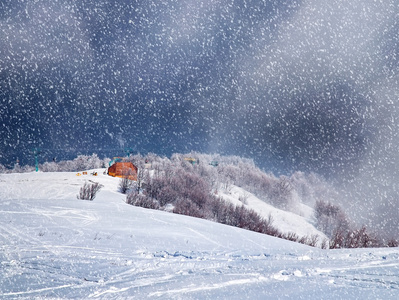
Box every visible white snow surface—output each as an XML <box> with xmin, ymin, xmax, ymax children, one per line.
<box><xmin>0</xmin><ymin>170</ymin><xmax>398</xmax><ymax>299</ymax></box>
<box><xmin>218</xmin><ymin>186</ymin><xmax>326</xmax><ymax>240</ymax></box>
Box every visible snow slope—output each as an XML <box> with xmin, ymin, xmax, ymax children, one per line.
<box><xmin>219</xmin><ymin>186</ymin><xmax>326</xmax><ymax>240</ymax></box>
<box><xmin>0</xmin><ymin>171</ymin><xmax>398</xmax><ymax>299</ymax></box>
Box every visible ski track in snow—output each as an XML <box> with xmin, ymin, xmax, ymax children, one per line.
<box><xmin>0</xmin><ymin>171</ymin><xmax>399</xmax><ymax>299</ymax></box>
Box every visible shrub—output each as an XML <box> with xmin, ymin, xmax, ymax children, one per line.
<box><xmin>119</xmin><ymin>173</ymin><xmax>136</xmax><ymax>194</ymax></box>
<box><xmin>315</xmin><ymin>200</ymin><xmax>349</xmax><ymax>237</ymax></box>
<box><xmin>126</xmin><ymin>193</ymin><xmax>160</xmax><ymax>209</ymax></box>
<box><xmin>77</xmin><ymin>182</ymin><xmax>103</xmax><ymax>201</ymax></box>
<box><xmin>307</xmin><ymin>234</ymin><xmax>320</xmax><ymax>247</ymax></box>
<box><xmin>387</xmin><ymin>239</ymin><xmax>399</xmax><ymax>247</ymax></box>
<box><xmin>157</xmin><ymin>185</ymin><xmax>179</xmax><ymax>206</ymax></box>
<box><xmin>269</xmin><ymin>176</ymin><xmax>294</xmax><ymax>210</ymax></box>
<box><xmin>329</xmin><ymin>226</ymin><xmax>382</xmax><ymax>249</ymax></box>
<box><xmin>283</xmin><ymin>232</ymin><xmax>299</xmax><ymax>242</ymax></box>
<box><xmin>320</xmin><ymin>238</ymin><xmax>329</xmax><ymax>249</ymax></box>
<box><xmin>173</xmin><ymin>198</ymin><xmax>203</xmax><ymax>218</ymax></box>
<box><xmin>40</xmin><ymin>161</ymin><xmax>59</xmax><ymax>172</ymax></box>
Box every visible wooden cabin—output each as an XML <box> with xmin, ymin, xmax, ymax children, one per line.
<box><xmin>107</xmin><ymin>162</ymin><xmax>138</xmax><ymax>181</ymax></box>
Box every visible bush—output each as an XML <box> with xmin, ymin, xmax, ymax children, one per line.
<box><xmin>269</xmin><ymin>176</ymin><xmax>295</xmax><ymax>210</ymax></box>
<box><xmin>126</xmin><ymin>193</ymin><xmax>159</xmax><ymax>209</ymax></box>
<box><xmin>173</xmin><ymin>198</ymin><xmax>203</xmax><ymax>218</ymax></box>
<box><xmin>119</xmin><ymin>174</ymin><xmax>136</xmax><ymax>194</ymax></box>
<box><xmin>387</xmin><ymin>239</ymin><xmax>399</xmax><ymax>247</ymax></box>
<box><xmin>329</xmin><ymin>226</ymin><xmax>382</xmax><ymax>249</ymax></box>
<box><xmin>315</xmin><ymin>200</ymin><xmax>349</xmax><ymax>237</ymax></box>
<box><xmin>157</xmin><ymin>185</ymin><xmax>179</xmax><ymax>206</ymax></box>
<box><xmin>283</xmin><ymin>232</ymin><xmax>299</xmax><ymax>242</ymax></box>
<box><xmin>77</xmin><ymin>182</ymin><xmax>103</xmax><ymax>201</ymax></box>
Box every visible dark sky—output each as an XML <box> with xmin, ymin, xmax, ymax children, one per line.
<box><xmin>1</xmin><ymin>0</ymin><xmax>399</xmax><ymax>227</ymax></box>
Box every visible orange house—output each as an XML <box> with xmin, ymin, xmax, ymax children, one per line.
<box><xmin>107</xmin><ymin>162</ymin><xmax>138</xmax><ymax>181</ymax></box>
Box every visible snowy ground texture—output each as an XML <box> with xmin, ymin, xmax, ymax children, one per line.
<box><xmin>1</xmin><ymin>171</ymin><xmax>399</xmax><ymax>299</ymax></box>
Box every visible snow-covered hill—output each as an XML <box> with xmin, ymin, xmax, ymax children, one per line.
<box><xmin>218</xmin><ymin>186</ymin><xmax>326</xmax><ymax>241</ymax></box>
<box><xmin>1</xmin><ymin>171</ymin><xmax>398</xmax><ymax>299</ymax></box>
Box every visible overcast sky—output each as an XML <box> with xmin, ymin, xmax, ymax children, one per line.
<box><xmin>1</xmin><ymin>0</ymin><xmax>398</xmax><ymax>192</ymax></box>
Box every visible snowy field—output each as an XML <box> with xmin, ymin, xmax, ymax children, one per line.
<box><xmin>1</xmin><ymin>171</ymin><xmax>399</xmax><ymax>299</ymax></box>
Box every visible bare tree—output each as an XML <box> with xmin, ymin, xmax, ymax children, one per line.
<box><xmin>136</xmin><ymin>168</ymin><xmax>147</xmax><ymax>194</ymax></box>
<box><xmin>315</xmin><ymin>200</ymin><xmax>349</xmax><ymax>238</ymax></box>
<box><xmin>269</xmin><ymin>176</ymin><xmax>294</xmax><ymax>210</ymax></box>
<box><xmin>387</xmin><ymin>239</ymin><xmax>399</xmax><ymax>247</ymax></box>
<box><xmin>238</xmin><ymin>191</ymin><xmax>250</xmax><ymax>204</ymax></box>
<box><xmin>77</xmin><ymin>182</ymin><xmax>103</xmax><ymax>201</ymax></box>
<box><xmin>126</xmin><ymin>192</ymin><xmax>159</xmax><ymax>209</ymax></box>
<box><xmin>119</xmin><ymin>175</ymin><xmax>134</xmax><ymax>194</ymax></box>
